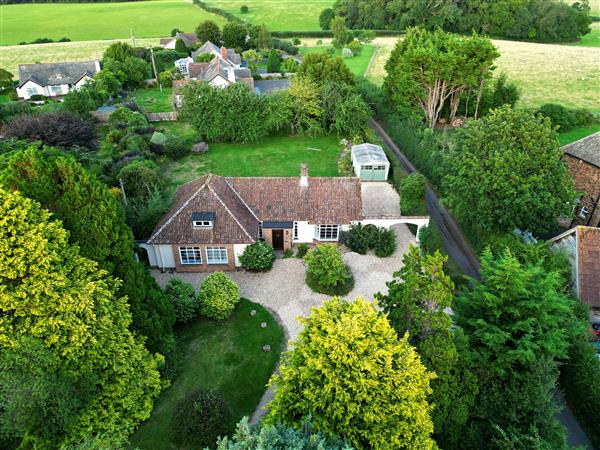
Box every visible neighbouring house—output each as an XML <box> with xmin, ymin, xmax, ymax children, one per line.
<box><xmin>16</xmin><ymin>60</ymin><xmax>100</xmax><ymax>100</ymax></box>
<box><xmin>549</xmin><ymin>226</ymin><xmax>600</xmax><ymax>308</ymax></box>
<box><xmin>254</xmin><ymin>79</ymin><xmax>290</xmax><ymax>94</ymax></box>
<box><xmin>191</xmin><ymin>41</ymin><xmax>242</xmax><ymax>68</ymax></box>
<box><xmin>160</xmin><ymin>32</ymin><xmax>200</xmax><ymax>49</ymax></box>
<box><xmin>351</xmin><ymin>143</ymin><xmax>390</xmax><ymax>181</ymax></box>
<box><xmin>562</xmin><ymin>131</ymin><xmax>600</xmax><ymax>227</ymax></box>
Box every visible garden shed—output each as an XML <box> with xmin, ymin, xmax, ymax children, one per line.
<box><xmin>351</xmin><ymin>143</ymin><xmax>390</xmax><ymax>181</ymax></box>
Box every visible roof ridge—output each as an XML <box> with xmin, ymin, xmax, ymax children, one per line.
<box><xmin>147</xmin><ymin>176</ymin><xmax>211</xmax><ymax>243</ymax></box>
<box><xmin>207</xmin><ymin>179</ymin><xmax>255</xmax><ymax>242</ymax></box>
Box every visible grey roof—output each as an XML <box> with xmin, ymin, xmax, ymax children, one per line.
<box><xmin>563</xmin><ymin>131</ymin><xmax>600</xmax><ymax>168</ymax></box>
<box><xmin>96</xmin><ymin>106</ymin><xmax>117</xmax><ymax>113</ymax></box>
<box><xmin>262</xmin><ymin>221</ymin><xmax>293</xmax><ymax>229</ymax></box>
<box><xmin>192</xmin><ymin>41</ymin><xmax>241</xmax><ymax>67</ymax></box>
<box><xmin>18</xmin><ymin>60</ymin><xmax>100</xmax><ymax>87</ymax></box>
<box><xmin>176</xmin><ymin>32</ymin><xmax>199</xmax><ymax>47</ymax></box>
<box><xmin>351</xmin><ymin>143</ymin><xmax>389</xmax><ymax>165</ymax></box>
<box><xmin>254</xmin><ymin>79</ymin><xmax>290</xmax><ymax>94</ymax></box>
<box><xmin>233</xmin><ymin>68</ymin><xmax>252</xmax><ymax>79</ymax></box>
<box><xmin>191</xmin><ymin>211</ymin><xmax>216</xmax><ymax>221</ymax></box>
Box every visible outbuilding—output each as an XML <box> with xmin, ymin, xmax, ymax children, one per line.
<box><xmin>351</xmin><ymin>143</ymin><xmax>390</xmax><ymax>181</ymax></box>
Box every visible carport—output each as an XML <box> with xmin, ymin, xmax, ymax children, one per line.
<box><xmin>351</xmin><ymin>143</ymin><xmax>390</xmax><ymax>181</ymax></box>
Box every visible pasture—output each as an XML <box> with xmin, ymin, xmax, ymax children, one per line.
<box><xmin>0</xmin><ymin>0</ymin><xmax>224</xmax><ymax>46</ymax></box>
<box><xmin>202</xmin><ymin>0</ymin><xmax>329</xmax><ymax>31</ymax></box>
<box><xmin>299</xmin><ymin>45</ymin><xmax>376</xmax><ymax>76</ymax></box>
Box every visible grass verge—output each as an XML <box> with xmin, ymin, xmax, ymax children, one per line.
<box><xmin>129</xmin><ymin>298</ymin><xmax>284</xmax><ymax>450</ymax></box>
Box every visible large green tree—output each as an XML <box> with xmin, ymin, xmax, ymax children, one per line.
<box><xmin>196</xmin><ymin>20</ymin><xmax>222</xmax><ymax>44</ymax></box>
<box><xmin>0</xmin><ymin>147</ymin><xmax>176</xmax><ymax>359</ymax></box>
<box><xmin>296</xmin><ymin>53</ymin><xmax>355</xmax><ymax>86</ymax></box>
<box><xmin>222</xmin><ymin>22</ymin><xmax>248</xmax><ymax>49</ymax></box>
<box><xmin>455</xmin><ymin>249</ymin><xmax>573</xmax><ymax>449</ymax></box>
<box><xmin>377</xmin><ymin>245</ymin><xmax>478</xmax><ymax>449</ymax></box>
<box><xmin>266</xmin><ymin>297</ymin><xmax>436</xmax><ymax>450</ymax></box>
<box><xmin>443</xmin><ymin>105</ymin><xmax>576</xmax><ymax>235</ymax></box>
<box><xmin>0</xmin><ymin>187</ymin><xmax>163</xmax><ymax>446</ymax></box>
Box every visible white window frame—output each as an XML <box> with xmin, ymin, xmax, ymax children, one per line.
<box><xmin>374</xmin><ymin>165</ymin><xmax>386</xmax><ymax>170</ymax></box>
<box><xmin>193</xmin><ymin>220</ymin><xmax>213</xmax><ymax>228</ymax></box>
<box><xmin>206</xmin><ymin>246</ymin><xmax>228</xmax><ymax>265</ymax></box>
<box><xmin>258</xmin><ymin>221</ymin><xmax>263</xmax><ymax>239</ymax></box>
<box><xmin>179</xmin><ymin>246</ymin><xmax>202</xmax><ymax>265</ymax></box>
<box><xmin>293</xmin><ymin>221</ymin><xmax>298</xmax><ymax>241</ymax></box>
<box><xmin>315</xmin><ymin>224</ymin><xmax>339</xmax><ymax>241</ymax></box>
<box><xmin>579</xmin><ymin>206</ymin><xmax>590</xmax><ymax>219</ymax></box>
<box><xmin>26</xmin><ymin>87</ymin><xmax>37</xmax><ymax>96</ymax></box>
<box><xmin>50</xmin><ymin>85</ymin><xmax>62</xmax><ymax>94</ymax></box>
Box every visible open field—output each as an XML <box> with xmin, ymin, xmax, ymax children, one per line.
<box><xmin>364</xmin><ymin>37</ymin><xmax>600</xmax><ymax>111</ymax></box>
<box><xmin>130</xmin><ymin>299</ymin><xmax>283</xmax><ymax>450</ymax></box>
<box><xmin>202</xmin><ymin>0</ymin><xmax>329</xmax><ymax>31</ymax></box>
<box><xmin>0</xmin><ymin>0</ymin><xmax>224</xmax><ymax>46</ymax></box>
<box><xmin>299</xmin><ymin>45</ymin><xmax>376</xmax><ymax>76</ymax></box>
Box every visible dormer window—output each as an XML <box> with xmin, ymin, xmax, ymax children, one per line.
<box><xmin>192</xmin><ymin>211</ymin><xmax>215</xmax><ymax>228</ymax></box>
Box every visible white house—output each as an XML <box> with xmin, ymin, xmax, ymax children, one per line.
<box><xmin>16</xmin><ymin>60</ymin><xmax>101</xmax><ymax>100</ymax></box>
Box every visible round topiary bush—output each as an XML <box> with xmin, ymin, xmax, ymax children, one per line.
<box><xmin>164</xmin><ymin>278</ymin><xmax>198</xmax><ymax>323</ymax></box>
<box><xmin>239</xmin><ymin>241</ymin><xmax>276</xmax><ymax>271</ymax></box>
<box><xmin>198</xmin><ymin>272</ymin><xmax>240</xmax><ymax>320</ymax></box>
<box><xmin>304</xmin><ymin>244</ymin><xmax>353</xmax><ymax>296</ymax></box>
<box><xmin>171</xmin><ymin>389</ymin><xmax>232</xmax><ymax>448</ymax></box>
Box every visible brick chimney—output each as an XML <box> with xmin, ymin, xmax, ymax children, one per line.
<box><xmin>220</xmin><ymin>46</ymin><xmax>228</xmax><ymax>60</ymax></box>
<box><xmin>300</xmin><ymin>163</ymin><xmax>308</xmax><ymax>187</ymax></box>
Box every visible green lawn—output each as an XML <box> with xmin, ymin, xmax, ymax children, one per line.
<box><xmin>558</xmin><ymin>123</ymin><xmax>600</xmax><ymax>145</ymax></box>
<box><xmin>201</xmin><ymin>0</ymin><xmax>329</xmax><ymax>31</ymax></box>
<box><xmin>130</xmin><ymin>299</ymin><xmax>284</xmax><ymax>450</ymax></box>
<box><xmin>572</xmin><ymin>22</ymin><xmax>600</xmax><ymax>47</ymax></box>
<box><xmin>300</xmin><ymin>45</ymin><xmax>376</xmax><ymax>77</ymax></box>
<box><xmin>0</xmin><ymin>0</ymin><xmax>225</xmax><ymax>46</ymax></box>
<box><xmin>158</xmin><ymin>126</ymin><xmax>343</xmax><ymax>186</ymax></box>
<box><xmin>130</xmin><ymin>87</ymin><xmax>174</xmax><ymax>113</ymax></box>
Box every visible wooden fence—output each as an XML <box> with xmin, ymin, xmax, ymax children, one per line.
<box><xmin>146</xmin><ymin>111</ymin><xmax>178</xmax><ymax>121</ymax></box>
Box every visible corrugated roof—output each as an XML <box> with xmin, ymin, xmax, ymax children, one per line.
<box><xmin>351</xmin><ymin>143</ymin><xmax>389</xmax><ymax>165</ymax></box>
<box><xmin>563</xmin><ymin>131</ymin><xmax>600</xmax><ymax>168</ymax></box>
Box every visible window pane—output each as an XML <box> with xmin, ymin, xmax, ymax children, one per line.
<box><xmin>180</xmin><ymin>246</ymin><xmax>201</xmax><ymax>264</ymax></box>
<box><xmin>206</xmin><ymin>246</ymin><xmax>227</xmax><ymax>264</ymax></box>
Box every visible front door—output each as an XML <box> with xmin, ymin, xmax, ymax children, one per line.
<box><xmin>272</xmin><ymin>229</ymin><xmax>284</xmax><ymax>250</ymax></box>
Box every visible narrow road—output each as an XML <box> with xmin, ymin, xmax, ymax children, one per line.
<box><xmin>369</xmin><ymin>118</ymin><xmax>595</xmax><ymax>450</ymax></box>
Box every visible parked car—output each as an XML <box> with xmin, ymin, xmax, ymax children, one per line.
<box><xmin>589</xmin><ymin>323</ymin><xmax>600</xmax><ymax>338</ymax></box>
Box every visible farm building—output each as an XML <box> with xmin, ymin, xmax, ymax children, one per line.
<box><xmin>351</xmin><ymin>143</ymin><xmax>390</xmax><ymax>181</ymax></box>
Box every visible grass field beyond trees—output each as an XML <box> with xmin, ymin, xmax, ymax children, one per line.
<box><xmin>130</xmin><ymin>299</ymin><xmax>284</xmax><ymax>450</ymax></box>
<box><xmin>300</xmin><ymin>45</ymin><xmax>376</xmax><ymax>77</ymax></box>
<box><xmin>0</xmin><ymin>0</ymin><xmax>225</xmax><ymax>46</ymax></box>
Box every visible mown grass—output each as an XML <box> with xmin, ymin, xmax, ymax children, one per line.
<box><xmin>201</xmin><ymin>0</ymin><xmax>330</xmax><ymax>31</ymax></box>
<box><xmin>0</xmin><ymin>0</ymin><xmax>225</xmax><ymax>46</ymax></box>
<box><xmin>299</xmin><ymin>45</ymin><xmax>376</xmax><ymax>77</ymax></box>
<box><xmin>130</xmin><ymin>299</ymin><xmax>284</xmax><ymax>450</ymax></box>
<box><xmin>156</xmin><ymin>124</ymin><xmax>343</xmax><ymax>186</ymax></box>
<box><xmin>572</xmin><ymin>22</ymin><xmax>600</xmax><ymax>47</ymax></box>
<box><xmin>130</xmin><ymin>87</ymin><xmax>174</xmax><ymax>113</ymax></box>
<box><xmin>558</xmin><ymin>123</ymin><xmax>600</xmax><ymax>145</ymax></box>
<box><xmin>365</xmin><ymin>37</ymin><xmax>600</xmax><ymax>111</ymax></box>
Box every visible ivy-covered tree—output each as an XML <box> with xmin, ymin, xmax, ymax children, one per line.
<box><xmin>443</xmin><ymin>105</ymin><xmax>576</xmax><ymax>235</ymax></box>
<box><xmin>266</xmin><ymin>297</ymin><xmax>436</xmax><ymax>450</ymax></box>
<box><xmin>0</xmin><ymin>187</ymin><xmax>163</xmax><ymax>446</ymax></box>
<box><xmin>455</xmin><ymin>249</ymin><xmax>573</xmax><ymax>449</ymax></box>
<box><xmin>376</xmin><ymin>245</ymin><xmax>478</xmax><ymax>449</ymax></box>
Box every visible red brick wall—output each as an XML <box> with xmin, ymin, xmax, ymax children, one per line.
<box><xmin>563</xmin><ymin>155</ymin><xmax>600</xmax><ymax>226</ymax></box>
<box><xmin>578</xmin><ymin>228</ymin><xmax>600</xmax><ymax>308</ymax></box>
<box><xmin>173</xmin><ymin>244</ymin><xmax>235</xmax><ymax>273</ymax></box>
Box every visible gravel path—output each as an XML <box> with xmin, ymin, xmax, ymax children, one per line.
<box><xmin>151</xmin><ymin>223</ymin><xmax>416</xmax><ymax>423</ymax></box>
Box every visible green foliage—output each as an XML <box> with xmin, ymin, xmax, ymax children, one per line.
<box><xmin>164</xmin><ymin>278</ymin><xmax>198</xmax><ymax>323</ymax></box>
<box><xmin>319</xmin><ymin>8</ymin><xmax>335</xmax><ymax>30</ymax></box>
<box><xmin>346</xmin><ymin>39</ymin><xmax>362</xmax><ymax>55</ymax></box>
<box><xmin>304</xmin><ymin>243</ymin><xmax>353</xmax><ymax>295</ymax></box>
<box><xmin>455</xmin><ymin>250</ymin><xmax>573</xmax><ymax>448</ymax></box>
<box><xmin>174</xmin><ymin>38</ymin><xmax>188</xmax><ymax>54</ymax></box>
<box><xmin>62</xmin><ymin>84</ymin><xmax>101</xmax><ymax>116</ymax></box>
<box><xmin>372</xmin><ymin>227</ymin><xmax>396</xmax><ymax>257</ymax></box>
<box><xmin>443</xmin><ymin>105</ymin><xmax>577</xmax><ymax>235</ymax></box>
<box><xmin>266</xmin><ymin>297</ymin><xmax>436</xmax><ymax>450</ymax></box>
<box><xmin>331</xmin><ymin>92</ymin><xmax>370</xmax><ymax>138</ymax></box>
<box><xmin>256</xmin><ymin>23</ymin><xmax>272</xmax><ymax>49</ymax></box>
<box><xmin>295</xmin><ymin>243</ymin><xmax>310</xmax><ymax>258</ymax></box>
<box><xmin>266</xmin><ymin>49</ymin><xmax>281</xmax><ymax>73</ymax></box>
<box><xmin>477</xmin><ymin>73</ymin><xmax>520</xmax><ymax>117</ymax></box>
<box><xmin>296</xmin><ymin>52</ymin><xmax>355</xmax><ymax>86</ymax></box>
<box><xmin>103</xmin><ymin>41</ymin><xmax>135</xmax><ymax>61</ymax></box>
<box><xmin>180</xmin><ymin>82</ymin><xmax>275</xmax><ymax>143</ymax></box>
<box><xmin>281</xmin><ymin>57</ymin><xmax>298</xmax><ymax>73</ymax></box>
<box><xmin>400</xmin><ymin>172</ymin><xmax>426</xmax><ymax>215</ymax></box>
<box><xmin>118</xmin><ymin>159</ymin><xmax>165</xmax><ymax>200</ymax></box>
<box><xmin>331</xmin><ymin>16</ymin><xmax>348</xmax><ymax>48</ymax></box>
<box><xmin>240</xmin><ymin>4</ymin><xmax>249</xmax><ymax>13</ymax></box>
<box><xmin>125</xmin><ymin>185</ymin><xmax>172</xmax><ymax>239</ymax></box>
<box><xmin>384</xmin><ymin>28</ymin><xmax>499</xmax><ymax>128</ymax></box>
<box><xmin>537</xmin><ymin>103</ymin><xmax>598</xmax><ymax>132</ymax></box>
<box><xmin>163</xmin><ymin>134</ymin><xmax>189</xmax><ymax>160</ymax></box>
<box><xmin>0</xmin><ymin>187</ymin><xmax>163</xmax><ymax>446</ymax></box>
<box><xmin>343</xmin><ymin>223</ymin><xmax>396</xmax><ymax>257</ymax></box>
<box><xmin>222</xmin><ymin>22</ymin><xmax>248</xmax><ymax>49</ymax></box>
<box><xmin>216</xmin><ymin>417</ymin><xmax>351</xmax><ymax>449</ymax></box>
<box><xmin>239</xmin><ymin>241</ymin><xmax>276</xmax><ymax>271</ymax></box>
<box><xmin>103</xmin><ymin>55</ymin><xmax>151</xmax><ymax>88</ymax></box>
<box><xmin>199</xmin><ymin>272</ymin><xmax>241</xmax><ymax>320</ymax></box>
<box><xmin>0</xmin><ymin>68</ymin><xmax>14</xmax><ymax>90</ymax></box>
<box><xmin>196</xmin><ymin>20</ymin><xmax>221</xmax><ymax>44</ymax></box>
<box><xmin>287</xmin><ymin>78</ymin><xmax>324</xmax><ymax>136</ymax></box>
<box><xmin>94</xmin><ymin>70</ymin><xmax>121</xmax><ymax>97</ymax></box>
<box><xmin>109</xmin><ymin>106</ymin><xmax>148</xmax><ymax>129</ymax></box>
<box><xmin>194</xmin><ymin>51</ymin><xmax>215</xmax><ymax>62</ymax></box>
<box><xmin>171</xmin><ymin>389</ymin><xmax>232</xmax><ymax>448</ymax></box>
<box><xmin>150</xmin><ymin>131</ymin><xmax>167</xmax><ymax>145</ymax></box>
<box><xmin>0</xmin><ymin>101</ymin><xmax>33</xmax><ymax>124</ymax></box>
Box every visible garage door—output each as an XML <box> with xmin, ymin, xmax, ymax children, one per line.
<box><xmin>361</xmin><ymin>165</ymin><xmax>387</xmax><ymax>181</ymax></box>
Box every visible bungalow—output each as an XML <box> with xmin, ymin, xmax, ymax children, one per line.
<box><xmin>140</xmin><ymin>164</ymin><xmax>363</xmax><ymax>272</ymax></box>
<box><xmin>16</xmin><ymin>60</ymin><xmax>101</xmax><ymax>100</ymax></box>
<box><xmin>562</xmin><ymin>131</ymin><xmax>600</xmax><ymax>227</ymax></box>
<box><xmin>160</xmin><ymin>32</ymin><xmax>200</xmax><ymax>50</ymax></box>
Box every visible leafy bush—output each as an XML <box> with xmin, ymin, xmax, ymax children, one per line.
<box><xmin>537</xmin><ymin>103</ymin><xmax>597</xmax><ymax>132</ymax></box>
<box><xmin>174</xmin><ymin>38</ymin><xmax>188</xmax><ymax>54</ymax></box>
<box><xmin>304</xmin><ymin>244</ymin><xmax>353</xmax><ymax>295</ymax></box>
<box><xmin>109</xmin><ymin>106</ymin><xmax>148</xmax><ymax>129</ymax></box>
<box><xmin>292</xmin><ymin>37</ymin><xmax>301</xmax><ymax>45</ymax></box>
<box><xmin>347</xmin><ymin>39</ymin><xmax>362</xmax><ymax>55</ymax></box>
<box><xmin>171</xmin><ymin>389</ymin><xmax>232</xmax><ymax>448</ymax></box>
<box><xmin>194</xmin><ymin>52</ymin><xmax>215</xmax><ymax>63</ymax></box>
<box><xmin>272</xmin><ymin>38</ymin><xmax>299</xmax><ymax>55</ymax></box>
<box><xmin>118</xmin><ymin>159</ymin><xmax>165</xmax><ymax>200</ymax></box>
<box><xmin>342</xmin><ymin>47</ymin><xmax>354</xmax><ymax>58</ymax></box>
<box><xmin>150</xmin><ymin>131</ymin><xmax>167</xmax><ymax>145</ymax></box>
<box><xmin>400</xmin><ymin>172</ymin><xmax>427</xmax><ymax>215</ymax></box>
<box><xmin>345</xmin><ymin>223</ymin><xmax>369</xmax><ymax>254</ymax></box>
<box><xmin>344</xmin><ymin>223</ymin><xmax>395</xmax><ymax>257</ymax></box>
<box><xmin>0</xmin><ymin>101</ymin><xmax>33</xmax><ymax>124</ymax></box>
<box><xmin>372</xmin><ymin>227</ymin><xmax>396</xmax><ymax>257</ymax></box>
<box><xmin>164</xmin><ymin>278</ymin><xmax>198</xmax><ymax>323</ymax></box>
<box><xmin>267</xmin><ymin>49</ymin><xmax>281</xmax><ymax>73</ymax></box>
<box><xmin>198</xmin><ymin>272</ymin><xmax>240</xmax><ymax>320</ymax></box>
<box><xmin>240</xmin><ymin>4</ymin><xmax>248</xmax><ymax>13</ymax></box>
<box><xmin>239</xmin><ymin>241</ymin><xmax>276</xmax><ymax>271</ymax></box>
<box><xmin>283</xmin><ymin>249</ymin><xmax>293</xmax><ymax>258</ymax></box>
<box><xmin>163</xmin><ymin>134</ymin><xmax>189</xmax><ymax>159</ymax></box>
<box><xmin>125</xmin><ymin>185</ymin><xmax>172</xmax><ymax>239</ymax></box>
<box><xmin>295</xmin><ymin>243</ymin><xmax>310</xmax><ymax>258</ymax></box>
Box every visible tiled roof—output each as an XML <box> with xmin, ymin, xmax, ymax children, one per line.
<box><xmin>563</xmin><ymin>132</ymin><xmax>600</xmax><ymax>168</ymax></box>
<box><xmin>148</xmin><ymin>173</ymin><xmax>363</xmax><ymax>245</ymax></box>
<box><xmin>578</xmin><ymin>226</ymin><xmax>600</xmax><ymax>307</ymax></box>
<box><xmin>18</xmin><ymin>61</ymin><xmax>100</xmax><ymax>87</ymax></box>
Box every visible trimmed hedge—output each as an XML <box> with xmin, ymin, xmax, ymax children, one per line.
<box><xmin>341</xmin><ymin>223</ymin><xmax>397</xmax><ymax>257</ymax></box>
<box><xmin>192</xmin><ymin>0</ymin><xmax>245</xmax><ymax>24</ymax></box>
<box><xmin>271</xmin><ymin>30</ymin><xmax>404</xmax><ymax>38</ymax></box>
